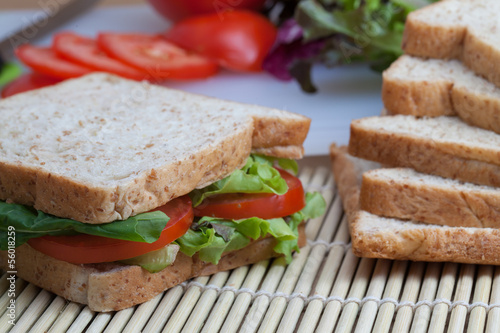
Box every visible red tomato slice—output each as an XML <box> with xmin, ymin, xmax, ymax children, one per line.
<box><xmin>164</xmin><ymin>10</ymin><xmax>278</xmax><ymax>72</ymax></box>
<box><xmin>53</xmin><ymin>32</ymin><xmax>148</xmax><ymax>81</ymax></box>
<box><xmin>16</xmin><ymin>45</ymin><xmax>94</xmax><ymax>79</ymax></box>
<box><xmin>97</xmin><ymin>33</ymin><xmax>218</xmax><ymax>80</ymax></box>
<box><xmin>1</xmin><ymin>72</ymin><xmax>62</xmax><ymax>98</ymax></box>
<box><xmin>27</xmin><ymin>196</ymin><xmax>194</xmax><ymax>264</ymax></box>
<box><xmin>194</xmin><ymin>169</ymin><xmax>306</xmax><ymax>220</ymax></box>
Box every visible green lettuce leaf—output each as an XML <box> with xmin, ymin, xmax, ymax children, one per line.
<box><xmin>119</xmin><ymin>244</ymin><xmax>180</xmax><ymax>273</ymax></box>
<box><xmin>190</xmin><ymin>155</ymin><xmax>298</xmax><ymax>207</ymax></box>
<box><xmin>0</xmin><ymin>201</ymin><xmax>169</xmax><ymax>250</ymax></box>
<box><xmin>274</xmin><ymin>192</ymin><xmax>327</xmax><ymax>260</ymax></box>
<box><xmin>176</xmin><ymin>191</ymin><xmax>326</xmax><ymax>264</ymax></box>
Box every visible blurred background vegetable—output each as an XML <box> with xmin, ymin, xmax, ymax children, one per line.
<box><xmin>262</xmin><ymin>0</ymin><xmax>437</xmax><ymax>92</ymax></box>
<box><xmin>147</xmin><ymin>0</ymin><xmax>267</xmax><ymax>21</ymax></box>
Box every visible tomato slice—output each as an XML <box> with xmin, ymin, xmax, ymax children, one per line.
<box><xmin>164</xmin><ymin>10</ymin><xmax>278</xmax><ymax>72</ymax></box>
<box><xmin>27</xmin><ymin>196</ymin><xmax>194</xmax><ymax>264</ymax></box>
<box><xmin>53</xmin><ymin>32</ymin><xmax>148</xmax><ymax>81</ymax></box>
<box><xmin>1</xmin><ymin>72</ymin><xmax>62</xmax><ymax>98</ymax></box>
<box><xmin>97</xmin><ymin>33</ymin><xmax>219</xmax><ymax>80</ymax></box>
<box><xmin>16</xmin><ymin>45</ymin><xmax>94</xmax><ymax>79</ymax></box>
<box><xmin>194</xmin><ymin>169</ymin><xmax>306</xmax><ymax>220</ymax></box>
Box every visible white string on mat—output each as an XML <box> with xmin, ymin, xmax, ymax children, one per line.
<box><xmin>178</xmin><ymin>280</ymin><xmax>500</xmax><ymax>315</ymax></box>
<box><xmin>306</xmin><ymin>239</ymin><xmax>351</xmax><ymax>251</ymax></box>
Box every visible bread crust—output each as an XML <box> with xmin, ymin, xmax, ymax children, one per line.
<box><xmin>330</xmin><ymin>144</ymin><xmax>500</xmax><ymax>265</ymax></box>
<box><xmin>0</xmin><ymin>224</ymin><xmax>306</xmax><ymax>312</ymax></box>
<box><xmin>402</xmin><ymin>0</ymin><xmax>500</xmax><ymax>88</ymax></box>
<box><xmin>382</xmin><ymin>71</ymin><xmax>455</xmax><ymax>117</ymax></box>
<box><xmin>360</xmin><ymin>169</ymin><xmax>500</xmax><ymax>228</ymax></box>
<box><xmin>350</xmin><ymin>212</ymin><xmax>500</xmax><ymax>265</ymax></box>
<box><xmin>348</xmin><ymin>120</ymin><xmax>500</xmax><ymax>187</ymax></box>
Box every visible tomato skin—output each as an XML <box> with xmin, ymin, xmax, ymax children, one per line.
<box><xmin>53</xmin><ymin>32</ymin><xmax>148</xmax><ymax>81</ymax></box>
<box><xmin>1</xmin><ymin>72</ymin><xmax>61</xmax><ymax>98</ymax></box>
<box><xmin>194</xmin><ymin>170</ymin><xmax>306</xmax><ymax>220</ymax></box>
<box><xmin>16</xmin><ymin>45</ymin><xmax>94</xmax><ymax>79</ymax></box>
<box><xmin>147</xmin><ymin>0</ymin><xmax>266</xmax><ymax>22</ymax></box>
<box><xmin>27</xmin><ymin>196</ymin><xmax>194</xmax><ymax>264</ymax></box>
<box><xmin>164</xmin><ymin>10</ymin><xmax>278</xmax><ymax>72</ymax></box>
<box><xmin>97</xmin><ymin>33</ymin><xmax>219</xmax><ymax>80</ymax></box>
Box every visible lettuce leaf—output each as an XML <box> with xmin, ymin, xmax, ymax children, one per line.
<box><xmin>176</xmin><ymin>191</ymin><xmax>326</xmax><ymax>264</ymax></box>
<box><xmin>0</xmin><ymin>201</ymin><xmax>169</xmax><ymax>250</ymax></box>
<box><xmin>263</xmin><ymin>0</ymin><xmax>437</xmax><ymax>92</ymax></box>
<box><xmin>190</xmin><ymin>155</ymin><xmax>298</xmax><ymax>207</ymax></box>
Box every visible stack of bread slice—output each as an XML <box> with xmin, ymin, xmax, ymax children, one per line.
<box><xmin>331</xmin><ymin>0</ymin><xmax>500</xmax><ymax>264</ymax></box>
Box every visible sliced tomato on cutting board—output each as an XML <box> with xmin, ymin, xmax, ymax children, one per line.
<box><xmin>194</xmin><ymin>169</ymin><xmax>306</xmax><ymax>220</ymax></box>
<box><xmin>1</xmin><ymin>72</ymin><xmax>62</xmax><ymax>98</ymax></box>
<box><xmin>53</xmin><ymin>32</ymin><xmax>148</xmax><ymax>81</ymax></box>
<box><xmin>28</xmin><ymin>196</ymin><xmax>194</xmax><ymax>264</ymax></box>
<box><xmin>16</xmin><ymin>45</ymin><xmax>94</xmax><ymax>79</ymax></box>
<box><xmin>98</xmin><ymin>32</ymin><xmax>218</xmax><ymax>80</ymax></box>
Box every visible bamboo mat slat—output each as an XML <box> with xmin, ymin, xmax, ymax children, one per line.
<box><xmin>3</xmin><ymin>157</ymin><xmax>500</xmax><ymax>332</ymax></box>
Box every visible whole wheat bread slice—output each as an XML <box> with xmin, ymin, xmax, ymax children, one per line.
<box><xmin>349</xmin><ymin>115</ymin><xmax>500</xmax><ymax>187</ymax></box>
<box><xmin>330</xmin><ymin>145</ymin><xmax>500</xmax><ymax>264</ymax></box>
<box><xmin>403</xmin><ymin>0</ymin><xmax>500</xmax><ymax>88</ymax></box>
<box><xmin>0</xmin><ymin>73</ymin><xmax>310</xmax><ymax>224</ymax></box>
<box><xmin>0</xmin><ymin>224</ymin><xmax>306</xmax><ymax>312</ymax></box>
<box><xmin>383</xmin><ymin>55</ymin><xmax>500</xmax><ymax>134</ymax></box>
<box><xmin>361</xmin><ymin>168</ymin><xmax>500</xmax><ymax>228</ymax></box>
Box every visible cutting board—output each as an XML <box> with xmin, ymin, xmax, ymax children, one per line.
<box><xmin>0</xmin><ymin>5</ymin><xmax>383</xmax><ymax>156</ymax></box>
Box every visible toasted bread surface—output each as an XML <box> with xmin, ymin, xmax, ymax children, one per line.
<box><xmin>402</xmin><ymin>0</ymin><xmax>500</xmax><ymax>88</ymax></box>
<box><xmin>0</xmin><ymin>224</ymin><xmax>306</xmax><ymax>312</ymax></box>
<box><xmin>0</xmin><ymin>73</ymin><xmax>310</xmax><ymax>224</ymax></box>
<box><xmin>330</xmin><ymin>145</ymin><xmax>500</xmax><ymax>265</ymax></box>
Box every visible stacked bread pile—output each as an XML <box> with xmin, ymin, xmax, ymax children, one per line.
<box><xmin>331</xmin><ymin>0</ymin><xmax>500</xmax><ymax>264</ymax></box>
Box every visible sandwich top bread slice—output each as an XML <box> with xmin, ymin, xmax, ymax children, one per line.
<box><xmin>0</xmin><ymin>73</ymin><xmax>310</xmax><ymax>224</ymax></box>
<box><xmin>360</xmin><ymin>168</ymin><xmax>500</xmax><ymax>228</ymax></box>
<box><xmin>383</xmin><ymin>55</ymin><xmax>500</xmax><ymax>134</ymax></box>
<box><xmin>349</xmin><ymin>115</ymin><xmax>500</xmax><ymax>187</ymax></box>
<box><xmin>330</xmin><ymin>145</ymin><xmax>500</xmax><ymax>265</ymax></box>
<box><xmin>0</xmin><ymin>73</ymin><xmax>325</xmax><ymax>311</ymax></box>
<box><xmin>402</xmin><ymin>0</ymin><xmax>500</xmax><ymax>88</ymax></box>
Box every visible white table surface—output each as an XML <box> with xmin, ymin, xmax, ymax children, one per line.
<box><xmin>0</xmin><ymin>5</ymin><xmax>383</xmax><ymax>156</ymax></box>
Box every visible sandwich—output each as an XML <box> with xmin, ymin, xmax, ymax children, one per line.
<box><xmin>0</xmin><ymin>73</ymin><xmax>325</xmax><ymax>311</ymax></box>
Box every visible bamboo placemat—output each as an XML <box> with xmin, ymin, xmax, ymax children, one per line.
<box><xmin>2</xmin><ymin>156</ymin><xmax>500</xmax><ymax>332</ymax></box>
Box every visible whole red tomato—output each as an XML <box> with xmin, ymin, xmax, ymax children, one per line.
<box><xmin>147</xmin><ymin>0</ymin><xmax>266</xmax><ymax>22</ymax></box>
<box><xmin>164</xmin><ymin>10</ymin><xmax>277</xmax><ymax>72</ymax></box>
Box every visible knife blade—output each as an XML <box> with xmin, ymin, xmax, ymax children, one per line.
<box><xmin>0</xmin><ymin>0</ymin><xmax>102</xmax><ymax>69</ymax></box>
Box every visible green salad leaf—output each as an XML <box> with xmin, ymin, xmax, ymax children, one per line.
<box><xmin>0</xmin><ymin>201</ymin><xmax>169</xmax><ymax>250</ymax></box>
<box><xmin>119</xmin><ymin>244</ymin><xmax>180</xmax><ymax>273</ymax></box>
<box><xmin>263</xmin><ymin>0</ymin><xmax>437</xmax><ymax>92</ymax></box>
<box><xmin>190</xmin><ymin>155</ymin><xmax>298</xmax><ymax>207</ymax></box>
<box><xmin>176</xmin><ymin>191</ymin><xmax>326</xmax><ymax>264</ymax></box>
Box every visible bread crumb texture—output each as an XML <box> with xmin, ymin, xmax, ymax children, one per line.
<box><xmin>0</xmin><ymin>73</ymin><xmax>309</xmax><ymax>223</ymax></box>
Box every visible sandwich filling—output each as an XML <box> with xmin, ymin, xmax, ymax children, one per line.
<box><xmin>0</xmin><ymin>155</ymin><xmax>325</xmax><ymax>272</ymax></box>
